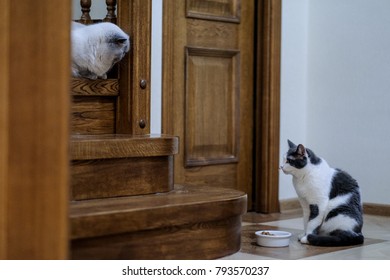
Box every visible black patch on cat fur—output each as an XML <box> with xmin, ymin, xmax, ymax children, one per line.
<box><xmin>307</xmin><ymin>230</ymin><xmax>364</xmax><ymax>246</ymax></box>
<box><xmin>287</xmin><ymin>140</ymin><xmax>321</xmax><ymax>168</ymax></box>
<box><xmin>309</xmin><ymin>204</ymin><xmax>319</xmax><ymax>220</ymax></box>
<box><xmin>286</xmin><ymin>143</ymin><xmax>307</xmax><ymax>169</ymax></box>
<box><xmin>287</xmin><ymin>139</ymin><xmax>296</xmax><ymax>149</ymax></box>
<box><xmin>325</xmin><ymin>204</ymin><xmax>363</xmax><ymax>233</ymax></box>
<box><xmin>286</xmin><ymin>154</ymin><xmax>307</xmax><ymax>169</ymax></box>
<box><xmin>325</xmin><ymin>203</ymin><xmax>362</xmax><ymax>225</ymax></box>
<box><xmin>326</xmin><ymin>170</ymin><xmax>363</xmax><ymax>232</ymax></box>
<box><xmin>329</xmin><ymin>169</ymin><xmax>360</xmax><ymax>199</ymax></box>
<box><xmin>306</xmin><ymin>148</ymin><xmax>322</xmax><ymax>165</ymax></box>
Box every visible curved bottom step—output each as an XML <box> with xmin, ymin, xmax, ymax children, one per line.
<box><xmin>70</xmin><ymin>185</ymin><xmax>247</xmax><ymax>259</ymax></box>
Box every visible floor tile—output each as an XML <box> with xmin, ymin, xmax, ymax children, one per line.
<box><xmin>228</xmin><ymin>213</ymin><xmax>390</xmax><ymax>260</ymax></box>
<box><xmin>302</xmin><ymin>241</ymin><xmax>390</xmax><ymax>260</ymax></box>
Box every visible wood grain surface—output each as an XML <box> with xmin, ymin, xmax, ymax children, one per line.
<box><xmin>70</xmin><ymin>134</ymin><xmax>179</xmax><ymax>160</ymax></box>
<box><xmin>70</xmin><ymin>185</ymin><xmax>247</xmax><ymax>239</ymax></box>
<box><xmin>71</xmin><ymin>78</ymin><xmax>119</xmax><ymax>96</ymax></box>
<box><xmin>71</xmin><ymin>156</ymin><xmax>173</xmax><ymax>200</ymax></box>
<box><xmin>71</xmin><ymin>96</ymin><xmax>116</xmax><ymax>134</ymax></box>
<box><xmin>70</xmin><ymin>185</ymin><xmax>247</xmax><ymax>259</ymax></box>
<box><xmin>162</xmin><ymin>0</ymin><xmax>254</xmax><ymax>210</ymax></box>
<box><xmin>1</xmin><ymin>0</ymin><xmax>70</xmax><ymax>259</ymax></box>
<box><xmin>72</xmin><ymin>216</ymin><xmax>242</xmax><ymax>260</ymax></box>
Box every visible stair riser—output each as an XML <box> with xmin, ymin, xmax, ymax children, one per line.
<box><xmin>71</xmin><ymin>156</ymin><xmax>173</xmax><ymax>200</ymax></box>
<box><xmin>71</xmin><ymin>216</ymin><xmax>241</xmax><ymax>260</ymax></box>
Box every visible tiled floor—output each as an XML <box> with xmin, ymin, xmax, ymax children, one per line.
<box><xmin>222</xmin><ymin>210</ymin><xmax>390</xmax><ymax>260</ymax></box>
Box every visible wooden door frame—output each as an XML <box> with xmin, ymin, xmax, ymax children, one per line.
<box><xmin>1</xmin><ymin>0</ymin><xmax>70</xmax><ymax>259</ymax></box>
<box><xmin>162</xmin><ymin>0</ymin><xmax>281</xmax><ymax>213</ymax></box>
<box><xmin>161</xmin><ymin>0</ymin><xmax>176</xmax><ymax>135</ymax></box>
<box><xmin>254</xmin><ymin>0</ymin><xmax>281</xmax><ymax>213</ymax></box>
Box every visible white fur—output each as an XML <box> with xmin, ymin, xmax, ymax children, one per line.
<box><xmin>319</xmin><ymin>214</ymin><xmax>358</xmax><ymax>234</ymax></box>
<box><xmin>71</xmin><ymin>22</ymin><xmax>130</xmax><ymax>79</ymax></box>
<box><xmin>281</xmin><ymin>149</ymin><xmax>353</xmax><ymax>243</ymax></box>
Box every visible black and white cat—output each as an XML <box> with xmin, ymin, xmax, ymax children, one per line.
<box><xmin>280</xmin><ymin>140</ymin><xmax>364</xmax><ymax>246</ymax></box>
<box><xmin>71</xmin><ymin>22</ymin><xmax>130</xmax><ymax>79</ymax></box>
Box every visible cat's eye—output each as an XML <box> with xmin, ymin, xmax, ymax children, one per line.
<box><xmin>116</xmin><ymin>38</ymin><xmax>127</xmax><ymax>44</ymax></box>
<box><xmin>286</xmin><ymin>158</ymin><xmax>293</xmax><ymax>164</ymax></box>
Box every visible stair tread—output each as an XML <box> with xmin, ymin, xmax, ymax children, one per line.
<box><xmin>70</xmin><ymin>185</ymin><xmax>247</xmax><ymax>239</ymax></box>
<box><xmin>71</xmin><ymin>78</ymin><xmax>119</xmax><ymax>96</ymax></box>
<box><xmin>71</xmin><ymin>134</ymin><xmax>179</xmax><ymax>160</ymax></box>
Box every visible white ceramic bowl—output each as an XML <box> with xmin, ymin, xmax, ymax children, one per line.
<box><xmin>255</xmin><ymin>230</ymin><xmax>292</xmax><ymax>247</ymax></box>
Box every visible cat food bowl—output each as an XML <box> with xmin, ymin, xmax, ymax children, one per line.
<box><xmin>255</xmin><ymin>230</ymin><xmax>292</xmax><ymax>247</ymax></box>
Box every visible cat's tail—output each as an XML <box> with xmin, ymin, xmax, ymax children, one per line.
<box><xmin>307</xmin><ymin>230</ymin><xmax>364</xmax><ymax>247</ymax></box>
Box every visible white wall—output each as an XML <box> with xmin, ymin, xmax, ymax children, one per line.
<box><xmin>72</xmin><ymin>0</ymin><xmax>107</xmax><ymax>19</ymax></box>
<box><xmin>279</xmin><ymin>0</ymin><xmax>309</xmax><ymax>200</ymax></box>
<box><xmin>280</xmin><ymin>0</ymin><xmax>390</xmax><ymax>205</ymax></box>
<box><xmin>150</xmin><ymin>0</ymin><xmax>163</xmax><ymax>134</ymax></box>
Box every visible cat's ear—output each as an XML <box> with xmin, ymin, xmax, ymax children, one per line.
<box><xmin>297</xmin><ymin>144</ymin><xmax>306</xmax><ymax>156</ymax></box>
<box><xmin>288</xmin><ymin>139</ymin><xmax>296</xmax><ymax>148</ymax></box>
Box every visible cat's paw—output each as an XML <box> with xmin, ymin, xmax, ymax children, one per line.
<box><xmin>299</xmin><ymin>235</ymin><xmax>309</xmax><ymax>244</ymax></box>
<box><xmin>87</xmin><ymin>74</ymin><xmax>98</xmax><ymax>80</ymax></box>
<box><xmin>298</xmin><ymin>233</ymin><xmax>305</xmax><ymax>241</ymax></box>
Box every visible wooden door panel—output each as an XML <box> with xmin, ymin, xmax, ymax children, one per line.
<box><xmin>185</xmin><ymin>47</ymin><xmax>239</xmax><ymax>167</ymax></box>
<box><xmin>163</xmin><ymin>0</ymin><xmax>254</xmax><ymax>208</ymax></box>
<box><xmin>164</xmin><ymin>0</ymin><xmax>282</xmax><ymax>212</ymax></box>
<box><xmin>184</xmin><ymin>164</ymin><xmax>236</xmax><ymax>187</ymax></box>
<box><xmin>186</xmin><ymin>0</ymin><xmax>240</xmax><ymax>22</ymax></box>
<box><xmin>187</xmin><ymin>20</ymin><xmax>238</xmax><ymax>49</ymax></box>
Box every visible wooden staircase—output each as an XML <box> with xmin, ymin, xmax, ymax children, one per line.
<box><xmin>70</xmin><ymin>134</ymin><xmax>177</xmax><ymax>200</ymax></box>
<box><xmin>69</xmin><ymin>134</ymin><xmax>247</xmax><ymax>259</ymax></box>
<box><xmin>69</xmin><ymin>1</ymin><xmax>247</xmax><ymax>259</ymax></box>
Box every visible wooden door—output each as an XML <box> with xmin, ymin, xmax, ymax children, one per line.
<box><xmin>163</xmin><ymin>0</ymin><xmax>254</xmax><ymax>209</ymax></box>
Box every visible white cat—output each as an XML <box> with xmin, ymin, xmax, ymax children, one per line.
<box><xmin>280</xmin><ymin>140</ymin><xmax>364</xmax><ymax>246</ymax></box>
<box><xmin>71</xmin><ymin>22</ymin><xmax>130</xmax><ymax>79</ymax></box>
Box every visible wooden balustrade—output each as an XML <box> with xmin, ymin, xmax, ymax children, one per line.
<box><xmin>104</xmin><ymin>0</ymin><xmax>117</xmax><ymax>23</ymax></box>
<box><xmin>77</xmin><ymin>0</ymin><xmax>117</xmax><ymax>24</ymax></box>
<box><xmin>79</xmin><ymin>0</ymin><xmax>92</xmax><ymax>24</ymax></box>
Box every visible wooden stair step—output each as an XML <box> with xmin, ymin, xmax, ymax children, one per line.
<box><xmin>70</xmin><ymin>134</ymin><xmax>179</xmax><ymax>200</ymax></box>
<box><xmin>71</xmin><ymin>78</ymin><xmax>120</xmax><ymax>135</ymax></box>
<box><xmin>70</xmin><ymin>185</ymin><xmax>247</xmax><ymax>259</ymax></box>
<box><xmin>71</xmin><ymin>78</ymin><xmax>119</xmax><ymax>97</ymax></box>
<box><xmin>71</xmin><ymin>134</ymin><xmax>179</xmax><ymax>160</ymax></box>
